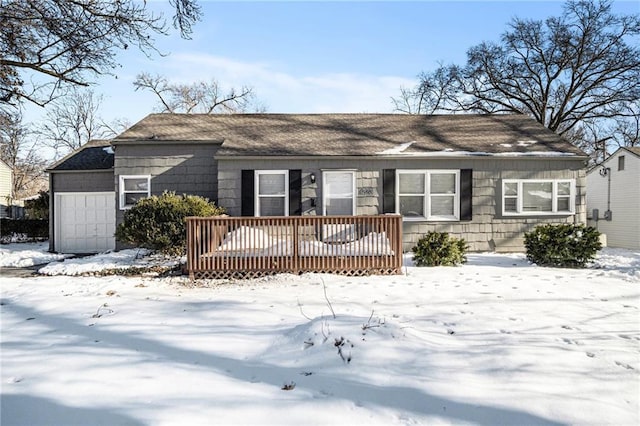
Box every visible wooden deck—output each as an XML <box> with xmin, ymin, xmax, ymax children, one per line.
<box><xmin>186</xmin><ymin>215</ymin><xmax>403</xmax><ymax>279</ymax></box>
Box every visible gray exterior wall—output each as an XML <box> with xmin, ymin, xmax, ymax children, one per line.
<box><xmin>113</xmin><ymin>143</ymin><xmax>220</xmax><ymax>226</ymax></box>
<box><xmin>218</xmin><ymin>157</ymin><xmax>587</xmax><ymax>252</ymax></box>
<box><xmin>48</xmin><ymin>169</ymin><xmax>115</xmax><ymax>251</ymax></box>
<box><xmin>50</xmin><ymin>170</ymin><xmax>114</xmax><ymax>193</ymax></box>
<box><xmin>219</xmin><ymin>158</ymin><xmax>383</xmax><ymax>216</ymax></box>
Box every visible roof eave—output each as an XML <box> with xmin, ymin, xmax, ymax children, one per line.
<box><xmin>111</xmin><ymin>138</ymin><xmax>225</xmax><ymax>146</ymax></box>
<box><xmin>621</xmin><ymin>146</ymin><xmax>640</xmax><ymax>159</ymax></box>
<box><xmin>47</xmin><ymin>167</ymin><xmax>114</xmax><ymax>173</ymax></box>
<box><xmin>215</xmin><ymin>153</ymin><xmax>589</xmax><ymax>161</ymax></box>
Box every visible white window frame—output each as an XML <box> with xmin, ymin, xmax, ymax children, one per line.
<box><xmin>322</xmin><ymin>170</ymin><xmax>357</xmax><ymax>216</ymax></box>
<box><xmin>502</xmin><ymin>179</ymin><xmax>575</xmax><ymax>216</ymax></box>
<box><xmin>255</xmin><ymin>170</ymin><xmax>289</xmax><ymax>217</ymax></box>
<box><xmin>396</xmin><ymin>170</ymin><xmax>460</xmax><ymax>221</ymax></box>
<box><xmin>119</xmin><ymin>175</ymin><xmax>151</xmax><ymax>210</ymax></box>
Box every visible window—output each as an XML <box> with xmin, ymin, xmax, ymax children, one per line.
<box><xmin>322</xmin><ymin>171</ymin><xmax>356</xmax><ymax>215</ymax></box>
<box><xmin>397</xmin><ymin>170</ymin><xmax>459</xmax><ymax>220</ymax></box>
<box><xmin>119</xmin><ymin>175</ymin><xmax>150</xmax><ymax>209</ymax></box>
<box><xmin>255</xmin><ymin>170</ymin><xmax>288</xmax><ymax>216</ymax></box>
<box><xmin>502</xmin><ymin>179</ymin><xmax>574</xmax><ymax>215</ymax></box>
<box><xmin>618</xmin><ymin>155</ymin><xmax>625</xmax><ymax>171</ymax></box>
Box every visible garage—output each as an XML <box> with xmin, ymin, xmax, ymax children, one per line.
<box><xmin>54</xmin><ymin>192</ymin><xmax>116</xmax><ymax>254</ymax></box>
<box><xmin>48</xmin><ymin>140</ymin><xmax>117</xmax><ymax>254</ymax></box>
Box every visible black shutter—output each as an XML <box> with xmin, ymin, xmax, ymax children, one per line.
<box><xmin>460</xmin><ymin>169</ymin><xmax>473</xmax><ymax>221</ymax></box>
<box><xmin>289</xmin><ymin>169</ymin><xmax>302</xmax><ymax>216</ymax></box>
<box><xmin>383</xmin><ymin>169</ymin><xmax>396</xmax><ymax>214</ymax></box>
<box><xmin>241</xmin><ymin>170</ymin><xmax>255</xmax><ymax>216</ymax></box>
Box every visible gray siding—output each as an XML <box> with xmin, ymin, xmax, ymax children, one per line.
<box><xmin>50</xmin><ymin>170</ymin><xmax>114</xmax><ymax>193</ymax></box>
<box><xmin>218</xmin><ymin>157</ymin><xmax>586</xmax><ymax>252</ymax></box>
<box><xmin>219</xmin><ymin>158</ymin><xmax>383</xmax><ymax>217</ymax></box>
<box><xmin>114</xmin><ymin>143</ymin><xmax>220</xmax><ymax>226</ymax></box>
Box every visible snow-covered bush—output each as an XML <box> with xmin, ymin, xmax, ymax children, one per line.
<box><xmin>115</xmin><ymin>192</ymin><xmax>225</xmax><ymax>255</ymax></box>
<box><xmin>412</xmin><ymin>231</ymin><xmax>467</xmax><ymax>266</ymax></box>
<box><xmin>524</xmin><ymin>223</ymin><xmax>601</xmax><ymax>268</ymax></box>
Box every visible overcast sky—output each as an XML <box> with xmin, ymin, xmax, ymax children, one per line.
<box><xmin>23</xmin><ymin>0</ymin><xmax>639</xmax><ymax>142</ymax></box>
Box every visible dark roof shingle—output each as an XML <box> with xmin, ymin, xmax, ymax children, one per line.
<box><xmin>49</xmin><ymin>140</ymin><xmax>114</xmax><ymax>171</ymax></box>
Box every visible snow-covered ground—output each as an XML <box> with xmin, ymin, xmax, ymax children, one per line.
<box><xmin>1</xmin><ymin>243</ymin><xmax>639</xmax><ymax>425</ymax></box>
<box><xmin>0</xmin><ymin>242</ymin><xmax>67</xmax><ymax>267</ymax></box>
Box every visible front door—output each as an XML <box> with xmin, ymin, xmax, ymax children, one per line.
<box><xmin>322</xmin><ymin>171</ymin><xmax>356</xmax><ymax>215</ymax></box>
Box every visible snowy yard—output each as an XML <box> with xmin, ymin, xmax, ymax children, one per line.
<box><xmin>1</xmin><ymin>243</ymin><xmax>639</xmax><ymax>425</ymax></box>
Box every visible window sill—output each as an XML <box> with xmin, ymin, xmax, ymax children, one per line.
<box><xmin>402</xmin><ymin>216</ymin><xmax>460</xmax><ymax>222</ymax></box>
<box><xmin>502</xmin><ymin>212</ymin><xmax>574</xmax><ymax>217</ymax></box>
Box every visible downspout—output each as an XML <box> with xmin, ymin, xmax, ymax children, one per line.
<box><xmin>606</xmin><ymin>168</ymin><xmax>611</xmax><ymax>219</ymax></box>
<box><xmin>600</xmin><ymin>137</ymin><xmax>613</xmax><ymax>221</ymax></box>
<box><xmin>49</xmin><ymin>172</ymin><xmax>55</xmax><ymax>252</ymax></box>
<box><xmin>598</xmin><ymin>166</ymin><xmax>612</xmax><ymax>221</ymax></box>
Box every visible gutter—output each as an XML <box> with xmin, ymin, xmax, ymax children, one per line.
<box><xmin>214</xmin><ymin>154</ymin><xmax>590</xmax><ymax>161</ymax></box>
<box><xmin>111</xmin><ymin>139</ymin><xmax>224</xmax><ymax>146</ymax></box>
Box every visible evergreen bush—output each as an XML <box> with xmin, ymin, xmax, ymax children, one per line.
<box><xmin>0</xmin><ymin>218</ymin><xmax>49</xmax><ymax>242</ymax></box>
<box><xmin>524</xmin><ymin>223</ymin><xmax>601</xmax><ymax>268</ymax></box>
<box><xmin>115</xmin><ymin>192</ymin><xmax>225</xmax><ymax>255</ymax></box>
<box><xmin>25</xmin><ymin>191</ymin><xmax>49</xmax><ymax>220</ymax></box>
<box><xmin>412</xmin><ymin>231</ymin><xmax>468</xmax><ymax>266</ymax></box>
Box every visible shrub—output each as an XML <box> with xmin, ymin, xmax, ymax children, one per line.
<box><xmin>0</xmin><ymin>218</ymin><xmax>49</xmax><ymax>242</ymax></box>
<box><xmin>25</xmin><ymin>191</ymin><xmax>49</xmax><ymax>220</ymax></box>
<box><xmin>115</xmin><ymin>192</ymin><xmax>225</xmax><ymax>255</ymax></box>
<box><xmin>412</xmin><ymin>231</ymin><xmax>468</xmax><ymax>266</ymax></box>
<box><xmin>524</xmin><ymin>223</ymin><xmax>602</xmax><ymax>268</ymax></box>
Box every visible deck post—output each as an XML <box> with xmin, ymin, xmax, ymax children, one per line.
<box><xmin>292</xmin><ymin>218</ymin><xmax>299</xmax><ymax>274</ymax></box>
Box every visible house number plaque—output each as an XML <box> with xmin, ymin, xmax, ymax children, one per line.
<box><xmin>358</xmin><ymin>187</ymin><xmax>374</xmax><ymax>196</ymax></box>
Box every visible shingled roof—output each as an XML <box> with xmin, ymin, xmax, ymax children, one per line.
<box><xmin>114</xmin><ymin>113</ymin><xmax>587</xmax><ymax>157</ymax></box>
<box><xmin>48</xmin><ymin>140</ymin><xmax>114</xmax><ymax>171</ymax></box>
<box><xmin>624</xmin><ymin>146</ymin><xmax>640</xmax><ymax>157</ymax></box>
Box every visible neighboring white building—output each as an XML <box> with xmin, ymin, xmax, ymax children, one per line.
<box><xmin>586</xmin><ymin>147</ymin><xmax>640</xmax><ymax>250</ymax></box>
<box><xmin>0</xmin><ymin>159</ymin><xmax>12</xmax><ymax>218</ymax></box>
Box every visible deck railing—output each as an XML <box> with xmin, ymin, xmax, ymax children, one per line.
<box><xmin>186</xmin><ymin>215</ymin><xmax>403</xmax><ymax>279</ymax></box>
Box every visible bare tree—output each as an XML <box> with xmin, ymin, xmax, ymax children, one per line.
<box><xmin>0</xmin><ymin>109</ymin><xmax>47</xmax><ymax>200</ymax></box>
<box><xmin>392</xmin><ymin>66</ymin><xmax>459</xmax><ymax>115</ymax></box>
<box><xmin>0</xmin><ymin>0</ymin><xmax>201</xmax><ymax>107</ymax></box>
<box><xmin>612</xmin><ymin>104</ymin><xmax>639</xmax><ymax>148</ymax></box>
<box><xmin>101</xmin><ymin>117</ymin><xmax>132</xmax><ymax>139</ymax></box>
<box><xmin>171</xmin><ymin>0</ymin><xmax>202</xmax><ymax>39</ymax></box>
<box><xmin>134</xmin><ymin>73</ymin><xmax>263</xmax><ymax>114</ymax></box>
<box><xmin>37</xmin><ymin>88</ymin><xmax>116</xmax><ymax>156</ymax></box>
<box><xmin>394</xmin><ymin>0</ymin><xmax>640</xmax><ymax>160</ymax></box>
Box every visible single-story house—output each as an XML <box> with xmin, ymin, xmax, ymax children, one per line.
<box><xmin>586</xmin><ymin>146</ymin><xmax>640</xmax><ymax>250</ymax></box>
<box><xmin>0</xmin><ymin>158</ymin><xmax>12</xmax><ymax>218</ymax></box>
<box><xmin>48</xmin><ymin>113</ymin><xmax>588</xmax><ymax>254</ymax></box>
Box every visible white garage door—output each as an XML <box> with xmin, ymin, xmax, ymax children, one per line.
<box><xmin>55</xmin><ymin>192</ymin><xmax>116</xmax><ymax>253</ymax></box>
